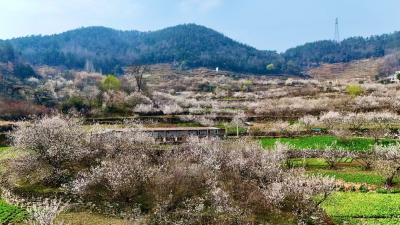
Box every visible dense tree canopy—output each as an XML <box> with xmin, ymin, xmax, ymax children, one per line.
<box><xmin>0</xmin><ymin>41</ymin><xmax>15</xmax><ymax>63</ymax></box>
<box><xmin>13</xmin><ymin>63</ymin><xmax>37</xmax><ymax>79</ymax></box>
<box><xmin>283</xmin><ymin>32</ymin><xmax>400</xmax><ymax>67</ymax></box>
<box><xmin>7</xmin><ymin>24</ymin><xmax>287</xmax><ymax>74</ymax></box>
<box><xmin>2</xmin><ymin>24</ymin><xmax>400</xmax><ymax>76</ymax></box>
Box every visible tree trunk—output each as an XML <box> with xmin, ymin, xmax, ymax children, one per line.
<box><xmin>386</xmin><ymin>176</ymin><xmax>394</xmax><ymax>187</ymax></box>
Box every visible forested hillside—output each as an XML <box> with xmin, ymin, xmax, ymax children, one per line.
<box><xmin>0</xmin><ymin>41</ymin><xmax>15</xmax><ymax>63</ymax></box>
<box><xmin>6</xmin><ymin>24</ymin><xmax>287</xmax><ymax>74</ymax></box>
<box><xmin>284</xmin><ymin>32</ymin><xmax>400</xmax><ymax>67</ymax></box>
<box><xmin>2</xmin><ymin>24</ymin><xmax>400</xmax><ymax>76</ymax></box>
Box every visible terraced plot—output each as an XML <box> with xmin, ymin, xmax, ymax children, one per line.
<box><xmin>261</xmin><ymin>136</ymin><xmax>397</xmax><ymax>152</ymax></box>
<box><xmin>0</xmin><ymin>200</ymin><xmax>27</xmax><ymax>224</ymax></box>
<box><xmin>323</xmin><ymin>192</ymin><xmax>400</xmax><ymax>224</ymax></box>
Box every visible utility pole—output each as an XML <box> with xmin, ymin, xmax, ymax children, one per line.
<box><xmin>334</xmin><ymin>17</ymin><xmax>340</xmax><ymax>43</ymax></box>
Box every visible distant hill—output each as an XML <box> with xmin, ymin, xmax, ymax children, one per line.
<box><xmin>284</xmin><ymin>32</ymin><xmax>400</xmax><ymax>68</ymax></box>
<box><xmin>5</xmin><ymin>24</ymin><xmax>287</xmax><ymax>75</ymax></box>
<box><xmin>2</xmin><ymin>24</ymin><xmax>400</xmax><ymax>77</ymax></box>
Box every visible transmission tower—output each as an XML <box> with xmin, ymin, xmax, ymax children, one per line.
<box><xmin>334</xmin><ymin>17</ymin><xmax>340</xmax><ymax>43</ymax></box>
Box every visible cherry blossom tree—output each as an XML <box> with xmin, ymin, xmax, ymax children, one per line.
<box><xmin>373</xmin><ymin>144</ymin><xmax>400</xmax><ymax>186</ymax></box>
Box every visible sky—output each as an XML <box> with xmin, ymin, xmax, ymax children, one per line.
<box><xmin>0</xmin><ymin>0</ymin><xmax>399</xmax><ymax>52</ymax></box>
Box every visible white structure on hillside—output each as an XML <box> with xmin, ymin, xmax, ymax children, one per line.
<box><xmin>389</xmin><ymin>71</ymin><xmax>400</xmax><ymax>83</ymax></box>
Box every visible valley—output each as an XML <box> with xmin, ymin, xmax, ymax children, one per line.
<box><xmin>1</xmin><ymin>12</ymin><xmax>400</xmax><ymax>224</ymax></box>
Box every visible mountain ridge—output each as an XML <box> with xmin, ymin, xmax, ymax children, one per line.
<box><xmin>1</xmin><ymin>23</ymin><xmax>400</xmax><ymax>76</ymax></box>
<box><xmin>4</xmin><ymin>24</ymin><xmax>287</xmax><ymax>75</ymax></box>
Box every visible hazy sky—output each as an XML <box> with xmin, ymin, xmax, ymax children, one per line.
<box><xmin>0</xmin><ymin>0</ymin><xmax>399</xmax><ymax>52</ymax></box>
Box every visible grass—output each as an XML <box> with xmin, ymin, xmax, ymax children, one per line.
<box><xmin>335</xmin><ymin>218</ymin><xmax>400</xmax><ymax>225</ymax></box>
<box><xmin>264</xmin><ymin>136</ymin><xmax>400</xmax><ymax>224</ymax></box>
<box><xmin>290</xmin><ymin>158</ymin><xmax>328</xmax><ymax>167</ymax></box>
<box><xmin>0</xmin><ymin>146</ymin><xmax>11</xmax><ymax>152</ymax></box>
<box><xmin>310</xmin><ymin>169</ymin><xmax>394</xmax><ymax>185</ymax></box>
<box><xmin>0</xmin><ymin>147</ymin><xmax>29</xmax><ymax>183</ymax></box>
<box><xmin>57</xmin><ymin>212</ymin><xmax>126</xmax><ymax>225</ymax></box>
<box><xmin>0</xmin><ymin>147</ymin><xmax>26</xmax><ymax>161</ymax></box>
<box><xmin>290</xmin><ymin>158</ymin><xmax>354</xmax><ymax>168</ymax></box>
<box><xmin>322</xmin><ymin>192</ymin><xmax>400</xmax><ymax>220</ymax></box>
<box><xmin>16</xmin><ymin>183</ymin><xmax>62</xmax><ymax>196</ymax></box>
<box><xmin>260</xmin><ymin>135</ymin><xmax>397</xmax><ymax>152</ymax></box>
<box><xmin>0</xmin><ymin>200</ymin><xmax>27</xmax><ymax>224</ymax></box>
<box><xmin>217</xmin><ymin>124</ymin><xmax>247</xmax><ymax>136</ymax></box>
<box><xmin>0</xmin><ymin>204</ymin><xmax>127</xmax><ymax>225</ymax></box>
<box><xmin>0</xmin><ymin>147</ymin><xmax>14</xmax><ymax>173</ymax></box>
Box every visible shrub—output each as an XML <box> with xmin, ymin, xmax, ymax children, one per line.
<box><xmin>101</xmin><ymin>91</ymin><xmax>127</xmax><ymax>113</ymax></box>
<box><xmin>134</xmin><ymin>104</ymin><xmax>157</xmax><ymax>114</ymax></box>
<box><xmin>70</xmin><ymin>137</ymin><xmax>335</xmax><ymax>224</ymax></box>
<box><xmin>61</xmin><ymin>96</ymin><xmax>91</xmax><ymax>113</ymax></box>
<box><xmin>373</xmin><ymin>144</ymin><xmax>400</xmax><ymax>186</ymax></box>
<box><xmin>0</xmin><ymin>99</ymin><xmax>48</xmax><ymax>120</ymax></box>
<box><xmin>359</xmin><ymin>185</ymin><xmax>369</xmax><ymax>193</ymax></box>
<box><xmin>1</xmin><ymin>189</ymin><xmax>68</xmax><ymax>225</ymax></box>
<box><xmin>346</xmin><ymin>84</ymin><xmax>364</xmax><ymax>97</ymax></box>
<box><xmin>160</xmin><ymin>103</ymin><xmax>184</xmax><ymax>115</ymax></box>
<box><xmin>13</xmin><ymin>63</ymin><xmax>37</xmax><ymax>79</ymax></box>
<box><xmin>71</xmin><ymin>151</ymin><xmax>156</xmax><ymax>203</ymax></box>
<box><xmin>100</xmin><ymin>75</ymin><xmax>121</xmax><ymax>91</ymax></box>
<box><xmin>8</xmin><ymin>116</ymin><xmax>336</xmax><ymax>224</ymax></box>
<box><xmin>391</xmin><ymin>188</ymin><xmax>400</xmax><ymax>194</ymax></box>
<box><xmin>320</xmin><ymin>147</ymin><xmax>354</xmax><ymax>169</ymax></box>
<box><xmin>124</xmin><ymin>92</ymin><xmax>152</xmax><ymax>107</ymax></box>
<box><xmin>376</xmin><ymin>188</ymin><xmax>388</xmax><ymax>194</ymax></box>
<box><xmin>9</xmin><ymin>115</ymin><xmax>91</xmax><ymax>186</ymax></box>
<box><xmin>299</xmin><ymin>115</ymin><xmax>319</xmax><ymax>130</ymax></box>
<box><xmin>376</xmin><ymin>188</ymin><xmax>400</xmax><ymax>194</ymax></box>
<box><xmin>320</xmin><ymin>111</ymin><xmax>341</xmax><ymax>129</ymax></box>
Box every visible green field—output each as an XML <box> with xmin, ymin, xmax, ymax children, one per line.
<box><xmin>310</xmin><ymin>169</ymin><xmax>396</xmax><ymax>186</ymax></box>
<box><xmin>0</xmin><ymin>146</ymin><xmax>10</xmax><ymax>151</ymax></box>
<box><xmin>0</xmin><ymin>148</ymin><xmax>28</xmax><ymax>224</ymax></box>
<box><xmin>260</xmin><ymin>136</ymin><xmax>397</xmax><ymax>152</ymax></box>
<box><xmin>262</xmin><ymin>136</ymin><xmax>400</xmax><ymax>224</ymax></box>
<box><xmin>290</xmin><ymin>158</ymin><xmax>354</xmax><ymax>168</ymax></box>
<box><xmin>0</xmin><ymin>200</ymin><xmax>27</xmax><ymax>224</ymax></box>
<box><xmin>291</xmin><ymin>158</ymin><xmax>328</xmax><ymax>167</ymax></box>
<box><xmin>323</xmin><ymin>192</ymin><xmax>400</xmax><ymax>224</ymax></box>
<box><xmin>337</xmin><ymin>218</ymin><xmax>400</xmax><ymax>225</ymax></box>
